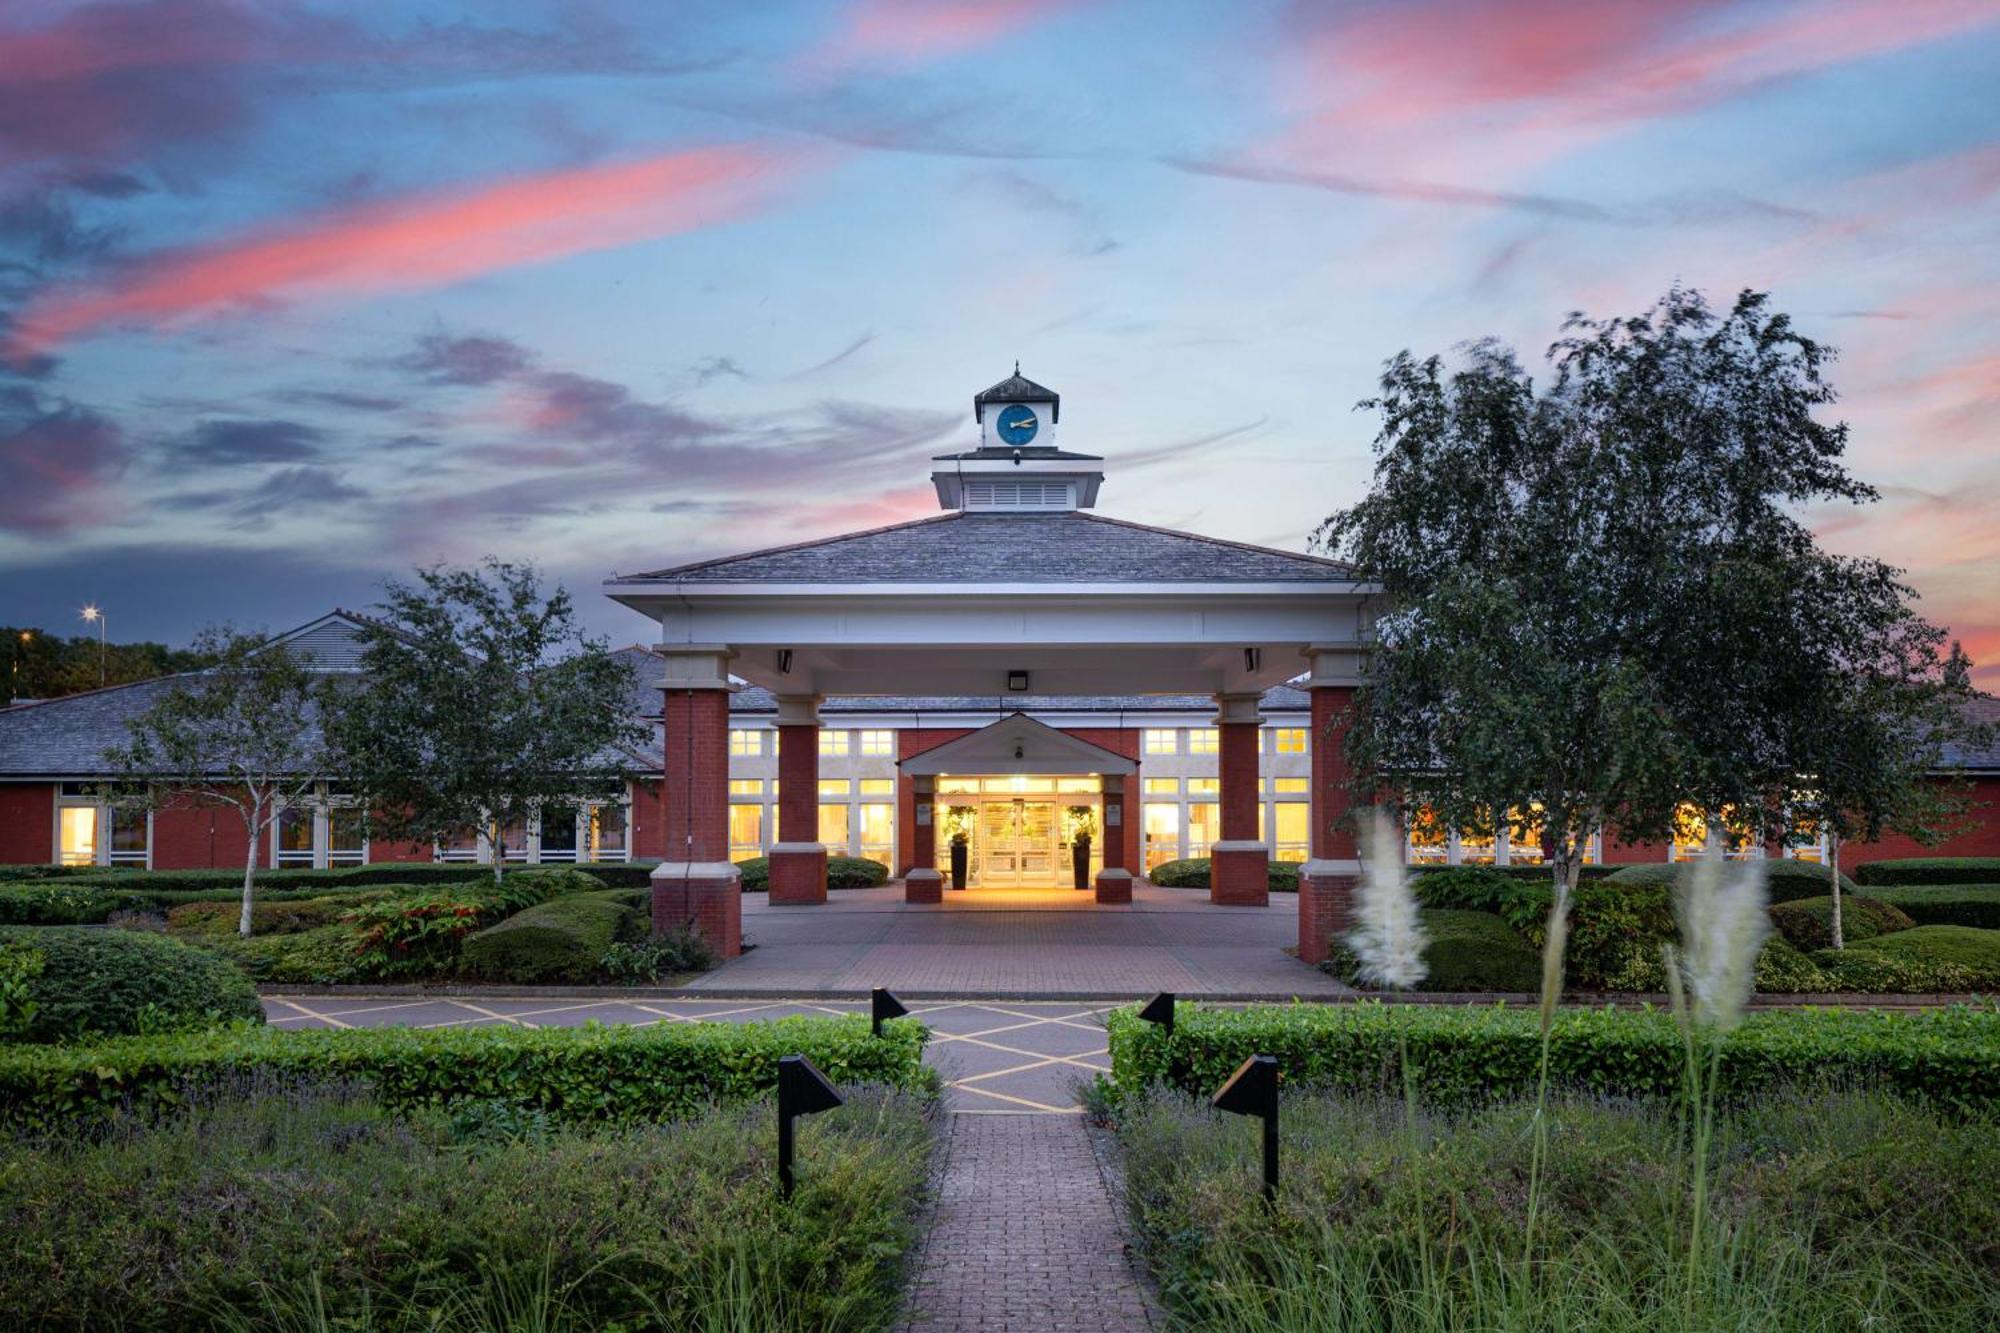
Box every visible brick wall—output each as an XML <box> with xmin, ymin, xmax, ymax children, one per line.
<box><xmin>0</xmin><ymin>784</ymin><xmax>53</xmax><ymax>863</ymax></box>
<box><xmin>152</xmin><ymin>801</ymin><xmax>257</xmax><ymax>870</ymax></box>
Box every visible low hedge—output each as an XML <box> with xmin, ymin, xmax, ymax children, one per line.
<box><xmin>0</xmin><ymin>1014</ymin><xmax>936</xmax><ymax>1133</ymax></box>
<box><xmin>1872</xmin><ymin>886</ymin><xmax>2000</xmax><ymax>930</ymax></box>
<box><xmin>1846</xmin><ymin>925</ymin><xmax>2000</xmax><ymax>981</ymax></box>
<box><xmin>1768</xmin><ymin>895</ymin><xmax>1915</xmax><ymax>952</ymax></box>
<box><xmin>1605</xmin><ymin>858</ymin><xmax>1859</xmax><ymax>902</ymax></box>
<box><xmin>1145</xmin><ymin>858</ymin><xmax>1301</xmax><ymax>891</ymax></box>
<box><xmin>1104</xmin><ymin>1001</ymin><xmax>2000</xmax><ymax>1113</ymax></box>
<box><xmin>165</xmin><ymin>893</ymin><xmax>392</xmax><ymax>938</ymax></box>
<box><xmin>733</xmin><ymin>856</ymin><xmax>890</xmax><ymax>892</ymax></box>
<box><xmin>1855</xmin><ymin>858</ymin><xmax>2000</xmax><ymax>887</ymax></box>
<box><xmin>460</xmin><ymin>888</ymin><xmax>640</xmax><ymax>983</ymax></box>
<box><xmin>0</xmin><ymin>927</ymin><xmax>265</xmax><ymax>1042</ymax></box>
<box><xmin>1327</xmin><ymin>908</ymin><xmax>1541</xmax><ymax>993</ymax></box>
<box><xmin>341</xmin><ymin>868</ymin><xmax>602</xmax><ymax>980</ymax></box>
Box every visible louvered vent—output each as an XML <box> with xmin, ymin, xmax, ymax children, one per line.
<box><xmin>963</xmin><ymin>480</ymin><xmax>1075</xmax><ymax>511</ymax></box>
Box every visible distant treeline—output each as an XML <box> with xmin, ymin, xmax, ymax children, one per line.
<box><xmin>2</xmin><ymin>627</ymin><xmax>209</xmax><ymax>706</ymax></box>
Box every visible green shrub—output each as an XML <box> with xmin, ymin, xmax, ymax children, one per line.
<box><xmin>195</xmin><ymin>923</ymin><xmax>362</xmax><ymax>985</ymax></box>
<box><xmin>1768</xmin><ymin>894</ymin><xmax>1915</xmax><ymax>952</ymax></box>
<box><xmin>0</xmin><ymin>926</ymin><xmax>263</xmax><ymax>1042</ymax></box>
<box><xmin>1753</xmin><ymin>937</ymin><xmax>1832</xmax><ymax>993</ymax></box>
<box><xmin>1142</xmin><ymin>858</ymin><xmax>1300</xmax><ymax>891</ymax></box>
<box><xmin>1411</xmin><ymin>866</ymin><xmax>1529</xmax><ymax>910</ymax></box>
<box><xmin>0</xmin><ymin>864</ymin><xmax>107</xmax><ymax>882</ymax></box>
<box><xmin>0</xmin><ymin>881</ymin><xmax>151</xmax><ymax>925</ymax></box>
<box><xmin>736</xmin><ymin>856</ymin><xmax>770</xmax><ymax>890</ymax></box>
<box><xmin>0</xmin><ymin>938</ymin><xmax>44</xmax><ymax>1039</ymax></box>
<box><xmin>0</xmin><ymin>1013</ymin><xmax>936</xmax><ymax>1133</ymax></box>
<box><xmin>1854</xmin><ymin>857</ymin><xmax>2000</xmax><ymax>887</ymax></box>
<box><xmin>599</xmin><ymin>927</ymin><xmax>716</xmax><ymax>982</ymax></box>
<box><xmin>1872</xmin><ymin>885</ymin><xmax>2000</xmax><ymax>929</ymax></box>
<box><xmin>460</xmin><ymin>890</ymin><xmax>638</xmax><ymax>983</ymax></box>
<box><xmin>165</xmin><ymin>892</ymin><xmax>390</xmax><ymax>938</ymax></box>
<box><xmin>340</xmin><ymin>873</ymin><xmax>593</xmax><ymax>980</ymax></box>
<box><xmin>1846</xmin><ymin>925</ymin><xmax>2000</xmax><ymax>984</ymax></box>
<box><xmin>1605</xmin><ymin>857</ymin><xmax>1859</xmax><ymax>901</ymax></box>
<box><xmin>1103</xmin><ymin>1001</ymin><xmax>2000</xmax><ymax>1113</ymax></box>
<box><xmin>733</xmin><ymin>856</ymin><xmax>889</xmax><ymax>891</ymax></box>
<box><xmin>0</xmin><ymin>1080</ymin><xmax>934</xmax><ymax>1332</ymax></box>
<box><xmin>1328</xmin><ymin>908</ymin><xmax>1542</xmax><ymax>992</ymax></box>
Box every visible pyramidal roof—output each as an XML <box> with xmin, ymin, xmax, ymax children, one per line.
<box><xmin>972</xmin><ymin>368</ymin><xmax>1059</xmax><ymax>422</ymax></box>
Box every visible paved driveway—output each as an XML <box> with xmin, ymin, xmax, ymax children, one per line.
<box><xmin>263</xmin><ymin>995</ymin><xmax>1121</xmax><ymax>1113</ymax></box>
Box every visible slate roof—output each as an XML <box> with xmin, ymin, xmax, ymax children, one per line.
<box><xmin>1941</xmin><ymin>693</ymin><xmax>2000</xmax><ymax>770</ymax></box>
<box><xmin>973</xmin><ymin>370</ymin><xmax>1059</xmax><ymax>422</ymax></box>
<box><xmin>618</xmin><ymin>511</ymin><xmax>1359</xmax><ymax>584</ymax></box>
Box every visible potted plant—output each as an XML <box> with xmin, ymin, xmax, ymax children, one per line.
<box><xmin>1063</xmin><ymin>805</ymin><xmax>1098</xmax><ymax>891</ymax></box>
<box><xmin>943</xmin><ymin>805</ymin><xmax>975</xmax><ymax>891</ymax></box>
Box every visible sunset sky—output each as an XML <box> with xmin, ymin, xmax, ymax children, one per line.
<box><xmin>3</xmin><ymin>0</ymin><xmax>1996</xmax><ymax>679</ymax></box>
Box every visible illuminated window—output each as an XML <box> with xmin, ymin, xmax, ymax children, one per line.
<box><xmin>1186</xmin><ymin>777</ymin><xmax>1219</xmax><ymax>796</ymax></box>
<box><xmin>857</xmin><ymin>730</ymin><xmax>894</xmax><ymax>756</ymax></box>
<box><xmin>1272</xmin><ymin>777</ymin><xmax>1309</xmax><ymax>794</ymax></box>
<box><xmin>1455</xmin><ymin>815</ymin><xmax>1497</xmax><ymax>866</ymax></box>
<box><xmin>1406</xmin><ymin>805</ymin><xmax>1448</xmax><ymax>865</ymax></box>
<box><xmin>1671</xmin><ymin>805</ymin><xmax>1760</xmax><ymax>861</ymax></box>
<box><xmin>1504</xmin><ymin>806</ymin><xmax>1546</xmax><ymax>866</ymax></box>
<box><xmin>1186</xmin><ymin>802</ymin><xmax>1220</xmax><ymax>857</ymax></box>
<box><xmin>1056</xmin><ymin>777</ymin><xmax>1098</xmax><ymax>793</ymax></box>
<box><xmin>1269</xmin><ymin>728</ymin><xmax>1307</xmax><ymax>754</ymax></box>
<box><xmin>819</xmin><ymin>730</ymin><xmax>851</xmax><ymax>756</ymax></box>
<box><xmin>58</xmin><ymin>806</ymin><xmax>98</xmax><ymax>867</ymax></box>
<box><xmin>588</xmin><ymin>804</ymin><xmax>627</xmax><ymax>861</ymax></box>
<box><xmin>857</xmin><ymin>804</ymin><xmax>893</xmax><ymax>863</ymax></box>
<box><xmin>858</xmin><ymin>778</ymin><xmax>895</xmax><ymax>797</ymax></box>
<box><xmin>818</xmin><ymin>803</ymin><xmax>850</xmax><ymax>851</ymax></box>
<box><xmin>818</xmin><ymin>779</ymin><xmax>850</xmax><ymax>797</ymax></box>
<box><xmin>1143</xmin><ymin>778</ymin><xmax>1180</xmax><ymax>795</ymax></box>
<box><xmin>939</xmin><ymin>777</ymin><xmax>979</xmax><ymax>794</ymax></box>
<box><xmin>1142</xmin><ymin>803</ymin><xmax>1181</xmax><ymax>870</ymax></box>
<box><xmin>729</xmin><ymin>779</ymin><xmax>764</xmax><ymax>797</ymax></box>
<box><xmin>1142</xmin><ymin>729</ymin><xmax>1178</xmax><ymax>755</ymax></box>
<box><xmin>729</xmin><ymin>729</ymin><xmax>765</xmax><ymax>757</ymax></box>
<box><xmin>1272</xmin><ymin>804</ymin><xmax>1310</xmax><ymax>863</ymax></box>
<box><xmin>729</xmin><ymin>804</ymin><xmax>763</xmax><ymax>862</ymax></box>
<box><xmin>276</xmin><ymin>806</ymin><xmax>317</xmax><ymax>867</ymax></box>
<box><xmin>1186</xmin><ymin>728</ymin><xmax>1219</xmax><ymax>756</ymax></box>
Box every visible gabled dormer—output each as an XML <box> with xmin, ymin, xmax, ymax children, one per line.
<box><xmin>933</xmin><ymin>367</ymin><xmax>1104</xmax><ymax>512</ymax></box>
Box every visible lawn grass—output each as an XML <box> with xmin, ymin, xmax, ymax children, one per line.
<box><xmin>0</xmin><ymin>1074</ymin><xmax>937</xmax><ymax>1331</ymax></box>
<box><xmin>1113</xmin><ymin>1084</ymin><xmax>2000</xmax><ymax>1332</ymax></box>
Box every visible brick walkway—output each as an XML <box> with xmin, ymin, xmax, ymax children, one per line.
<box><xmin>899</xmin><ymin>1115</ymin><xmax>1157</xmax><ymax>1331</ymax></box>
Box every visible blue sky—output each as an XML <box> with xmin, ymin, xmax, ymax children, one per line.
<box><xmin>3</xmin><ymin>0</ymin><xmax>1997</xmax><ymax>676</ymax></box>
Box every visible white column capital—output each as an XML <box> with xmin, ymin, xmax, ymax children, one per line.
<box><xmin>1212</xmin><ymin>692</ymin><xmax>1265</xmax><ymax>726</ymax></box>
<box><xmin>655</xmin><ymin>644</ymin><xmax>737</xmax><ymax>692</ymax></box>
<box><xmin>774</xmin><ymin>693</ymin><xmax>824</xmax><ymax>726</ymax></box>
<box><xmin>1301</xmin><ymin>644</ymin><xmax>1369</xmax><ymax>689</ymax></box>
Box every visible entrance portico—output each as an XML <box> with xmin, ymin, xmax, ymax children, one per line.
<box><xmin>607</xmin><ymin>371</ymin><xmax>1377</xmax><ymax>965</ymax></box>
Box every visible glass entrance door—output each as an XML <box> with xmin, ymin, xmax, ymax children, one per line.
<box><xmin>974</xmin><ymin>799</ymin><xmax>1059</xmax><ymax>887</ymax></box>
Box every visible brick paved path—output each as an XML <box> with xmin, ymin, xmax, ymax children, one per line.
<box><xmin>899</xmin><ymin>1114</ymin><xmax>1157</xmax><ymax>1332</ymax></box>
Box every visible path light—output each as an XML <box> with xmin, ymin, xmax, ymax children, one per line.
<box><xmin>1212</xmin><ymin>1054</ymin><xmax>1280</xmax><ymax>1203</ymax></box>
<box><xmin>777</xmin><ymin>1054</ymin><xmax>844</xmax><ymax>1199</ymax></box>
<box><xmin>872</xmin><ymin>986</ymin><xmax>909</xmax><ymax>1036</ymax></box>
<box><xmin>1137</xmin><ymin>991</ymin><xmax>1176</xmax><ymax>1035</ymax></box>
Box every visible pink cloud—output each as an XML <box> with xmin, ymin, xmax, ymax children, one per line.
<box><xmin>0</xmin><ymin>396</ymin><xmax>126</xmax><ymax>534</ymax></box>
<box><xmin>808</xmin><ymin>0</ymin><xmax>1081</xmax><ymax>68</ymax></box>
<box><xmin>6</xmin><ymin>143</ymin><xmax>825</xmax><ymax>361</ymax></box>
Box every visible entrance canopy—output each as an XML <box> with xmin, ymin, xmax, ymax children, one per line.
<box><xmin>900</xmin><ymin>713</ymin><xmax>1136</xmax><ymax>777</ymax></box>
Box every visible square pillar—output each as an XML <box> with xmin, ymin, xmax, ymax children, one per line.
<box><xmin>1298</xmin><ymin>647</ymin><xmax>1365</xmax><ymax>965</ymax></box>
<box><xmin>769</xmin><ymin>695</ymin><xmax>828</xmax><ymax>905</ymax></box>
<box><xmin>1095</xmin><ymin>774</ymin><xmax>1133</xmax><ymax>903</ymax></box>
<box><xmin>651</xmin><ymin>647</ymin><xmax>741</xmax><ymax>958</ymax></box>
<box><xmin>1210</xmin><ymin>692</ymin><xmax>1269</xmax><ymax>906</ymax></box>
<box><xmin>906</xmin><ymin>775</ymin><xmax>943</xmax><ymax>904</ymax></box>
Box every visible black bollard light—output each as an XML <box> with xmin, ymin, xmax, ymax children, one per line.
<box><xmin>1137</xmin><ymin>991</ymin><xmax>1176</xmax><ymax>1035</ymax></box>
<box><xmin>871</xmin><ymin>987</ymin><xmax>909</xmax><ymax>1036</ymax></box>
<box><xmin>1212</xmin><ymin>1053</ymin><xmax>1280</xmax><ymax>1203</ymax></box>
<box><xmin>777</xmin><ymin>1054</ymin><xmax>844</xmax><ymax>1199</ymax></box>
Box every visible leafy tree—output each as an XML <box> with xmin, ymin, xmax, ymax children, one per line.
<box><xmin>331</xmin><ymin>560</ymin><xmax>647</xmax><ymax>885</ymax></box>
<box><xmin>1319</xmin><ymin>287</ymin><xmax>1982</xmax><ymax>985</ymax></box>
<box><xmin>102</xmin><ymin>628</ymin><xmax>338</xmax><ymax>937</ymax></box>
<box><xmin>3</xmin><ymin>626</ymin><xmax>208</xmax><ymax>705</ymax></box>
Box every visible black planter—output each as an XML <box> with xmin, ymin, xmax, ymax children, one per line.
<box><xmin>949</xmin><ymin>839</ymin><xmax>968</xmax><ymax>891</ymax></box>
<box><xmin>1072</xmin><ymin>836</ymin><xmax>1091</xmax><ymax>890</ymax></box>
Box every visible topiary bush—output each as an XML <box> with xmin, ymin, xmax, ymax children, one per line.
<box><xmin>598</xmin><ymin>927</ymin><xmax>716</xmax><ymax>983</ymax></box>
<box><xmin>1143</xmin><ymin>858</ymin><xmax>1299</xmax><ymax>891</ymax></box>
<box><xmin>460</xmin><ymin>890</ymin><xmax>639</xmax><ymax>983</ymax></box>
<box><xmin>0</xmin><ymin>926</ymin><xmax>263</xmax><ymax>1042</ymax></box>
<box><xmin>735</xmin><ymin>857</ymin><xmax>770</xmax><ymax>891</ymax></box>
<box><xmin>1854</xmin><ymin>858</ymin><xmax>2000</xmax><ymax>887</ymax></box>
<box><xmin>1845</xmin><ymin>926</ymin><xmax>2000</xmax><ymax>986</ymax></box>
<box><xmin>341</xmin><ymin>875</ymin><xmax>583</xmax><ymax>981</ymax></box>
<box><xmin>1327</xmin><ymin>908</ymin><xmax>1541</xmax><ymax>992</ymax></box>
<box><xmin>1767</xmin><ymin>895</ymin><xmax>1913</xmax><ymax>952</ymax></box>
<box><xmin>1871</xmin><ymin>886</ymin><xmax>2000</xmax><ymax>930</ymax></box>
<box><xmin>1605</xmin><ymin>858</ymin><xmax>1858</xmax><ymax>902</ymax></box>
<box><xmin>829</xmin><ymin>856</ymin><xmax>890</xmax><ymax>889</ymax></box>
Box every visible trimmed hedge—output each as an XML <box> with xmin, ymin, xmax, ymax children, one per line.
<box><xmin>1873</xmin><ymin>886</ymin><xmax>2000</xmax><ymax>930</ymax></box>
<box><xmin>1847</xmin><ymin>925</ymin><xmax>2000</xmax><ymax>982</ymax></box>
<box><xmin>165</xmin><ymin>893</ymin><xmax>392</xmax><ymax>938</ymax></box>
<box><xmin>0</xmin><ymin>1014</ymin><xmax>936</xmax><ymax>1133</ymax></box>
<box><xmin>1145</xmin><ymin>858</ymin><xmax>1302</xmax><ymax>892</ymax></box>
<box><xmin>1605</xmin><ymin>858</ymin><xmax>1859</xmax><ymax>902</ymax></box>
<box><xmin>1104</xmin><ymin>1001</ymin><xmax>2000</xmax><ymax>1113</ymax></box>
<box><xmin>0</xmin><ymin>927</ymin><xmax>264</xmax><ymax>1042</ymax></box>
<box><xmin>1855</xmin><ymin>857</ymin><xmax>2000</xmax><ymax>887</ymax></box>
<box><xmin>460</xmin><ymin>888</ymin><xmax>639</xmax><ymax>983</ymax></box>
<box><xmin>1327</xmin><ymin>908</ymin><xmax>1541</xmax><ymax>992</ymax></box>
<box><xmin>733</xmin><ymin>856</ymin><xmax>890</xmax><ymax>892</ymax></box>
<box><xmin>1768</xmin><ymin>895</ymin><xmax>1915</xmax><ymax>952</ymax></box>
<box><xmin>341</xmin><ymin>869</ymin><xmax>601</xmax><ymax>980</ymax></box>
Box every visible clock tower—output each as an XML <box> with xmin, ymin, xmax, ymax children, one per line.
<box><xmin>933</xmin><ymin>368</ymin><xmax>1105</xmax><ymax>512</ymax></box>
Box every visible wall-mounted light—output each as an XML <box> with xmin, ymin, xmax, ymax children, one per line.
<box><xmin>1244</xmin><ymin>647</ymin><xmax>1261</xmax><ymax>674</ymax></box>
<box><xmin>778</xmin><ymin>649</ymin><xmax>793</xmax><ymax>674</ymax></box>
<box><xmin>1007</xmin><ymin>670</ymin><xmax>1029</xmax><ymax>691</ymax></box>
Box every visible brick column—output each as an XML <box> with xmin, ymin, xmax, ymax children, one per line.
<box><xmin>906</xmin><ymin>775</ymin><xmax>943</xmax><ymax>903</ymax></box>
<box><xmin>1298</xmin><ymin>647</ymin><xmax>1365</xmax><ymax>965</ymax></box>
<box><xmin>1210</xmin><ymin>692</ymin><xmax>1269</xmax><ymax>906</ymax></box>
<box><xmin>1094</xmin><ymin>774</ymin><xmax>1133</xmax><ymax>903</ymax></box>
<box><xmin>650</xmin><ymin>646</ymin><xmax>741</xmax><ymax>959</ymax></box>
<box><xmin>769</xmin><ymin>695</ymin><xmax>829</xmax><ymax>905</ymax></box>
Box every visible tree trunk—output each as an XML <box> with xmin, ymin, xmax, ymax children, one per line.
<box><xmin>1828</xmin><ymin>834</ymin><xmax>1844</xmax><ymax>951</ymax></box>
<box><xmin>239</xmin><ymin>809</ymin><xmax>261</xmax><ymax>938</ymax></box>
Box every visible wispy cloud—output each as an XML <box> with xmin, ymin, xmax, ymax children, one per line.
<box><xmin>0</xmin><ymin>385</ymin><xmax>127</xmax><ymax>534</ymax></box>
<box><xmin>807</xmin><ymin>0</ymin><xmax>1086</xmax><ymax>68</ymax></box>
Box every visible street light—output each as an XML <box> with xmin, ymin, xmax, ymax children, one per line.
<box><xmin>8</xmin><ymin>629</ymin><xmax>31</xmax><ymax>701</ymax></box>
<box><xmin>80</xmin><ymin>605</ymin><xmax>105</xmax><ymax>687</ymax></box>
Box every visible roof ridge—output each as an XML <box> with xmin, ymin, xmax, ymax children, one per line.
<box><xmin>1073</xmin><ymin>512</ymin><xmax>1358</xmax><ymax>575</ymax></box>
<box><xmin>0</xmin><ymin>671</ymin><xmax>192</xmax><ymax>713</ymax></box>
<box><xmin>615</xmin><ymin>511</ymin><xmax>962</xmax><ymax>581</ymax></box>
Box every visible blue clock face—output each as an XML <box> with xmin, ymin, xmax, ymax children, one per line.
<box><xmin>995</xmin><ymin>404</ymin><xmax>1039</xmax><ymax>445</ymax></box>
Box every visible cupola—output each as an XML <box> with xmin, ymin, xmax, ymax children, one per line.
<box><xmin>933</xmin><ymin>367</ymin><xmax>1104</xmax><ymax>512</ymax></box>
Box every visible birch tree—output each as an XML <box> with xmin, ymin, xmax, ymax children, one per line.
<box><xmin>103</xmin><ymin>628</ymin><xmax>337</xmax><ymax>937</ymax></box>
